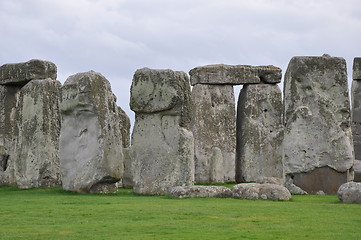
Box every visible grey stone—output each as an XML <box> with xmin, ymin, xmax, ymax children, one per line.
<box><xmin>354</xmin><ymin>160</ymin><xmax>361</xmax><ymax>182</ymax></box>
<box><xmin>122</xmin><ymin>148</ymin><xmax>134</xmax><ymax>189</ymax></box>
<box><xmin>130</xmin><ymin>68</ymin><xmax>194</xmax><ymax>195</ymax></box>
<box><xmin>337</xmin><ymin>182</ymin><xmax>361</xmax><ymax>203</ymax></box>
<box><xmin>191</xmin><ymin>84</ymin><xmax>236</xmax><ymax>183</ymax></box>
<box><xmin>0</xmin><ymin>59</ymin><xmax>57</xmax><ymax>86</ymax></box>
<box><xmin>236</xmin><ymin>84</ymin><xmax>283</xmax><ymax>182</ymax></box>
<box><xmin>284</xmin><ymin>178</ymin><xmax>308</xmax><ymax>195</ymax></box>
<box><xmin>14</xmin><ymin>79</ymin><xmax>62</xmax><ymax>189</ymax></box>
<box><xmin>352</xmin><ymin>80</ymin><xmax>361</xmax><ymax>160</ymax></box>
<box><xmin>0</xmin><ymin>85</ymin><xmax>20</xmax><ymax>185</ymax></box>
<box><xmin>59</xmin><ymin>71</ymin><xmax>127</xmax><ymax>193</ymax></box>
<box><xmin>171</xmin><ymin>185</ymin><xmax>232</xmax><ymax>198</ymax></box>
<box><xmin>189</xmin><ymin>64</ymin><xmax>281</xmax><ymax>86</ymax></box>
<box><xmin>353</xmin><ymin>57</ymin><xmax>361</xmax><ymax>80</ymax></box>
<box><xmin>283</xmin><ymin>55</ymin><xmax>354</xmax><ymax>194</ymax></box>
<box><xmin>256</xmin><ymin>176</ymin><xmax>283</xmax><ymax>185</ymax></box>
<box><xmin>130</xmin><ymin>68</ymin><xmax>192</xmax><ymax>129</ymax></box>
<box><xmin>232</xmin><ymin>183</ymin><xmax>291</xmax><ymax>200</ymax></box>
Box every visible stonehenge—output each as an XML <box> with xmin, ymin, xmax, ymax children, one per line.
<box><xmin>129</xmin><ymin>68</ymin><xmax>194</xmax><ymax>195</ymax></box>
<box><xmin>59</xmin><ymin>71</ymin><xmax>128</xmax><ymax>193</ymax></box>
<box><xmin>283</xmin><ymin>55</ymin><xmax>354</xmax><ymax>194</ymax></box>
<box><xmin>0</xmin><ymin>55</ymin><xmax>359</xmax><ymax>198</ymax></box>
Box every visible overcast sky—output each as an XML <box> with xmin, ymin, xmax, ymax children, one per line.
<box><xmin>1</xmin><ymin>0</ymin><xmax>361</xmax><ymax>125</ymax></box>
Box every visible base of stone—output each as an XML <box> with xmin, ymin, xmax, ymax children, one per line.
<box><xmin>291</xmin><ymin>166</ymin><xmax>348</xmax><ymax>194</ymax></box>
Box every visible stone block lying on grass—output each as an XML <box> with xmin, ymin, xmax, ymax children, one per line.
<box><xmin>232</xmin><ymin>183</ymin><xmax>292</xmax><ymax>200</ymax></box>
<box><xmin>337</xmin><ymin>182</ymin><xmax>361</xmax><ymax>203</ymax></box>
<box><xmin>171</xmin><ymin>186</ymin><xmax>232</xmax><ymax>198</ymax></box>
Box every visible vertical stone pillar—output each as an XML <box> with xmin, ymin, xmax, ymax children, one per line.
<box><xmin>191</xmin><ymin>84</ymin><xmax>236</xmax><ymax>183</ymax></box>
<box><xmin>236</xmin><ymin>83</ymin><xmax>283</xmax><ymax>182</ymax></box>
<box><xmin>14</xmin><ymin>79</ymin><xmax>62</xmax><ymax>188</ymax></box>
<box><xmin>352</xmin><ymin>57</ymin><xmax>361</xmax><ymax>182</ymax></box>
<box><xmin>283</xmin><ymin>55</ymin><xmax>354</xmax><ymax>194</ymax></box>
<box><xmin>130</xmin><ymin>68</ymin><xmax>194</xmax><ymax>195</ymax></box>
<box><xmin>59</xmin><ymin>71</ymin><xmax>127</xmax><ymax>193</ymax></box>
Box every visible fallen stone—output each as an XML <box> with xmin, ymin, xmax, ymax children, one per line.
<box><xmin>189</xmin><ymin>64</ymin><xmax>281</xmax><ymax>86</ymax></box>
<box><xmin>284</xmin><ymin>177</ymin><xmax>308</xmax><ymax>195</ymax></box>
<box><xmin>236</xmin><ymin>83</ymin><xmax>283</xmax><ymax>182</ymax></box>
<box><xmin>283</xmin><ymin>55</ymin><xmax>354</xmax><ymax>194</ymax></box>
<box><xmin>171</xmin><ymin>185</ymin><xmax>232</xmax><ymax>198</ymax></box>
<box><xmin>191</xmin><ymin>84</ymin><xmax>236</xmax><ymax>183</ymax></box>
<box><xmin>232</xmin><ymin>183</ymin><xmax>291</xmax><ymax>200</ymax></box>
<box><xmin>353</xmin><ymin>57</ymin><xmax>361</xmax><ymax>80</ymax></box>
<box><xmin>337</xmin><ymin>182</ymin><xmax>361</xmax><ymax>203</ymax></box>
<box><xmin>130</xmin><ymin>68</ymin><xmax>194</xmax><ymax>195</ymax></box>
<box><xmin>256</xmin><ymin>176</ymin><xmax>283</xmax><ymax>185</ymax></box>
<box><xmin>354</xmin><ymin>160</ymin><xmax>361</xmax><ymax>182</ymax></box>
<box><xmin>0</xmin><ymin>59</ymin><xmax>57</xmax><ymax>86</ymax></box>
<box><xmin>14</xmin><ymin>79</ymin><xmax>62</xmax><ymax>189</ymax></box>
<box><xmin>59</xmin><ymin>71</ymin><xmax>127</xmax><ymax>193</ymax></box>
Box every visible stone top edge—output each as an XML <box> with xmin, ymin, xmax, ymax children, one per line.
<box><xmin>63</xmin><ymin>70</ymin><xmax>107</xmax><ymax>85</ymax></box>
<box><xmin>189</xmin><ymin>64</ymin><xmax>281</xmax><ymax>74</ymax></box>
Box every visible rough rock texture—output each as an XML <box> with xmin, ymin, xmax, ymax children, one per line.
<box><xmin>283</xmin><ymin>55</ymin><xmax>354</xmax><ymax>194</ymax></box>
<box><xmin>0</xmin><ymin>85</ymin><xmax>20</xmax><ymax>185</ymax></box>
<box><xmin>337</xmin><ymin>182</ymin><xmax>361</xmax><ymax>203</ymax></box>
<box><xmin>59</xmin><ymin>71</ymin><xmax>127</xmax><ymax>193</ymax></box>
<box><xmin>130</xmin><ymin>68</ymin><xmax>194</xmax><ymax>195</ymax></box>
<box><xmin>236</xmin><ymin>84</ymin><xmax>283</xmax><ymax>182</ymax></box>
<box><xmin>0</xmin><ymin>59</ymin><xmax>57</xmax><ymax>86</ymax></box>
<box><xmin>353</xmin><ymin>57</ymin><xmax>361</xmax><ymax>80</ymax></box>
<box><xmin>14</xmin><ymin>79</ymin><xmax>62</xmax><ymax>188</ymax></box>
<box><xmin>122</xmin><ymin>148</ymin><xmax>133</xmax><ymax>189</ymax></box>
<box><xmin>353</xmin><ymin>160</ymin><xmax>361</xmax><ymax>182</ymax></box>
<box><xmin>191</xmin><ymin>84</ymin><xmax>236</xmax><ymax>183</ymax></box>
<box><xmin>171</xmin><ymin>185</ymin><xmax>232</xmax><ymax>198</ymax></box>
<box><xmin>352</xmin><ymin>80</ymin><xmax>361</xmax><ymax>160</ymax></box>
<box><xmin>256</xmin><ymin>176</ymin><xmax>283</xmax><ymax>185</ymax></box>
<box><xmin>284</xmin><ymin>178</ymin><xmax>308</xmax><ymax>195</ymax></box>
<box><xmin>189</xmin><ymin>64</ymin><xmax>282</xmax><ymax>86</ymax></box>
<box><xmin>232</xmin><ymin>183</ymin><xmax>291</xmax><ymax>200</ymax></box>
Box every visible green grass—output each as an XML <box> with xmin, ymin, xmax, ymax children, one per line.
<box><xmin>0</xmin><ymin>186</ymin><xmax>360</xmax><ymax>240</ymax></box>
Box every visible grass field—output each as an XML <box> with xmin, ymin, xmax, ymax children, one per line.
<box><xmin>0</xmin><ymin>185</ymin><xmax>360</xmax><ymax>240</ymax></box>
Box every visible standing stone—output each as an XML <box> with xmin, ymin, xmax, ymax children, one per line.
<box><xmin>352</xmin><ymin>80</ymin><xmax>361</xmax><ymax>161</ymax></box>
<box><xmin>59</xmin><ymin>71</ymin><xmax>126</xmax><ymax>193</ymax></box>
<box><xmin>14</xmin><ymin>79</ymin><xmax>62</xmax><ymax>188</ymax></box>
<box><xmin>191</xmin><ymin>84</ymin><xmax>236</xmax><ymax>183</ymax></box>
<box><xmin>236</xmin><ymin>83</ymin><xmax>283</xmax><ymax>182</ymax></box>
<box><xmin>283</xmin><ymin>55</ymin><xmax>354</xmax><ymax>194</ymax></box>
<box><xmin>0</xmin><ymin>59</ymin><xmax>57</xmax><ymax>186</ymax></box>
<box><xmin>130</xmin><ymin>68</ymin><xmax>194</xmax><ymax>195</ymax></box>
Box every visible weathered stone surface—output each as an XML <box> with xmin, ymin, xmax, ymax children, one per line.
<box><xmin>122</xmin><ymin>148</ymin><xmax>133</xmax><ymax>189</ymax></box>
<box><xmin>0</xmin><ymin>59</ymin><xmax>57</xmax><ymax>86</ymax></box>
<box><xmin>256</xmin><ymin>176</ymin><xmax>283</xmax><ymax>185</ymax></box>
<box><xmin>353</xmin><ymin>57</ymin><xmax>361</xmax><ymax>80</ymax></box>
<box><xmin>59</xmin><ymin>71</ymin><xmax>126</xmax><ymax>193</ymax></box>
<box><xmin>353</xmin><ymin>160</ymin><xmax>361</xmax><ymax>182</ymax></box>
<box><xmin>171</xmin><ymin>185</ymin><xmax>232</xmax><ymax>198</ymax></box>
<box><xmin>130</xmin><ymin>68</ymin><xmax>192</xmax><ymax>127</ymax></box>
<box><xmin>232</xmin><ymin>183</ymin><xmax>291</xmax><ymax>200</ymax></box>
<box><xmin>130</xmin><ymin>68</ymin><xmax>194</xmax><ymax>195</ymax></box>
<box><xmin>189</xmin><ymin>64</ymin><xmax>281</xmax><ymax>86</ymax></box>
<box><xmin>236</xmin><ymin>84</ymin><xmax>283</xmax><ymax>182</ymax></box>
<box><xmin>14</xmin><ymin>79</ymin><xmax>62</xmax><ymax>188</ymax></box>
<box><xmin>337</xmin><ymin>182</ymin><xmax>361</xmax><ymax>203</ymax></box>
<box><xmin>191</xmin><ymin>84</ymin><xmax>236</xmax><ymax>183</ymax></box>
<box><xmin>0</xmin><ymin>85</ymin><xmax>20</xmax><ymax>185</ymax></box>
<box><xmin>284</xmin><ymin>178</ymin><xmax>308</xmax><ymax>195</ymax></box>
<box><xmin>352</xmin><ymin>80</ymin><xmax>361</xmax><ymax>160</ymax></box>
<box><xmin>0</xmin><ymin>146</ymin><xmax>10</xmax><ymax>184</ymax></box>
<box><xmin>283</xmin><ymin>55</ymin><xmax>354</xmax><ymax>194</ymax></box>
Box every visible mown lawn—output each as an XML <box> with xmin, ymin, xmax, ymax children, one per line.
<box><xmin>0</xmin><ymin>185</ymin><xmax>360</xmax><ymax>240</ymax></box>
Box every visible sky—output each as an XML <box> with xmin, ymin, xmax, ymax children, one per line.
<box><xmin>1</xmin><ymin>0</ymin><xmax>361</xmax><ymax>125</ymax></box>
